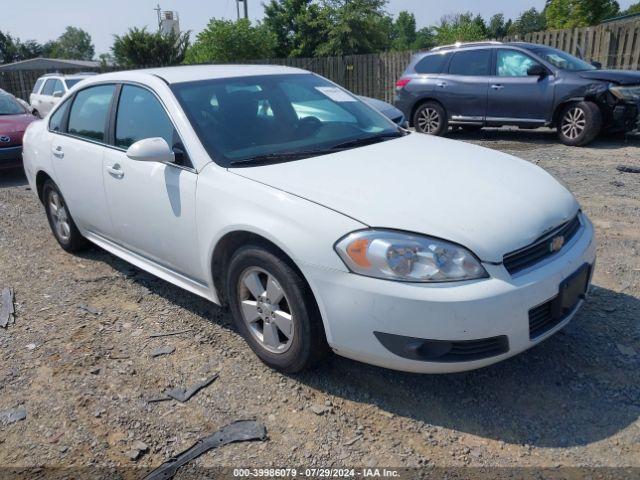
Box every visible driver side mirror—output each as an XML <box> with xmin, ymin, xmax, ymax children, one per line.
<box><xmin>126</xmin><ymin>138</ymin><xmax>175</xmax><ymax>164</ymax></box>
<box><xmin>591</xmin><ymin>61</ymin><xmax>602</xmax><ymax>69</ymax></box>
<box><xmin>53</xmin><ymin>90</ymin><xmax>64</xmax><ymax>98</ymax></box>
<box><xmin>527</xmin><ymin>64</ymin><xmax>548</xmax><ymax>78</ymax></box>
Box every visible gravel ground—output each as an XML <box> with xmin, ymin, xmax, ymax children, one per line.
<box><xmin>0</xmin><ymin>129</ymin><xmax>639</xmax><ymax>475</ymax></box>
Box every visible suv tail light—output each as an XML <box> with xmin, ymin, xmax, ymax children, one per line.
<box><xmin>396</xmin><ymin>78</ymin><xmax>411</xmax><ymax>90</ymax></box>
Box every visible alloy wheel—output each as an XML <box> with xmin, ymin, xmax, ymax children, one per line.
<box><xmin>238</xmin><ymin>267</ymin><xmax>294</xmax><ymax>354</ymax></box>
<box><xmin>48</xmin><ymin>190</ymin><xmax>71</xmax><ymax>242</ymax></box>
<box><xmin>561</xmin><ymin>107</ymin><xmax>586</xmax><ymax>140</ymax></box>
<box><xmin>417</xmin><ymin>108</ymin><xmax>440</xmax><ymax>134</ymax></box>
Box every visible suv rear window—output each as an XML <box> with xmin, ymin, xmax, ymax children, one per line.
<box><xmin>414</xmin><ymin>53</ymin><xmax>449</xmax><ymax>74</ymax></box>
<box><xmin>448</xmin><ymin>49</ymin><xmax>492</xmax><ymax>76</ymax></box>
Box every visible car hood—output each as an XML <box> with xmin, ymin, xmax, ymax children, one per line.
<box><xmin>0</xmin><ymin>113</ymin><xmax>37</xmax><ymax>133</ymax></box>
<box><xmin>577</xmin><ymin>69</ymin><xmax>640</xmax><ymax>85</ymax></box>
<box><xmin>358</xmin><ymin>96</ymin><xmax>404</xmax><ymax>121</ymax></box>
<box><xmin>230</xmin><ymin>134</ymin><xmax>579</xmax><ymax>263</ymax></box>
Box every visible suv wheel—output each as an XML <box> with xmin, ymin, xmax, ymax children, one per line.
<box><xmin>414</xmin><ymin>102</ymin><xmax>448</xmax><ymax>136</ymax></box>
<box><xmin>43</xmin><ymin>180</ymin><xmax>88</xmax><ymax>252</ymax></box>
<box><xmin>558</xmin><ymin>101</ymin><xmax>602</xmax><ymax>146</ymax></box>
<box><xmin>226</xmin><ymin>245</ymin><xmax>329</xmax><ymax>373</ymax></box>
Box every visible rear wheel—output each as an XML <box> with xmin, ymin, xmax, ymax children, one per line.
<box><xmin>43</xmin><ymin>180</ymin><xmax>88</xmax><ymax>252</ymax></box>
<box><xmin>557</xmin><ymin>101</ymin><xmax>602</xmax><ymax>146</ymax></box>
<box><xmin>413</xmin><ymin>102</ymin><xmax>448</xmax><ymax>136</ymax></box>
<box><xmin>226</xmin><ymin>244</ymin><xmax>328</xmax><ymax>373</ymax></box>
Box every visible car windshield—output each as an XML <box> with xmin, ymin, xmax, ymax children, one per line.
<box><xmin>171</xmin><ymin>73</ymin><xmax>400</xmax><ymax>167</ymax></box>
<box><xmin>0</xmin><ymin>95</ymin><xmax>26</xmax><ymax>115</ymax></box>
<box><xmin>529</xmin><ymin>46</ymin><xmax>597</xmax><ymax>71</ymax></box>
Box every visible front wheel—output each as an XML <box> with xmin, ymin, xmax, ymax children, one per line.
<box><xmin>558</xmin><ymin>101</ymin><xmax>602</xmax><ymax>146</ymax></box>
<box><xmin>413</xmin><ymin>101</ymin><xmax>448</xmax><ymax>136</ymax></box>
<box><xmin>226</xmin><ymin>245</ymin><xmax>328</xmax><ymax>373</ymax></box>
<box><xmin>43</xmin><ymin>180</ymin><xmax>88</xmax><ymax>252</ymax></box>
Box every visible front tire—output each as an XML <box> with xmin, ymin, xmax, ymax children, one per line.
<box><xmin>413</xmin><ymin>101</ymin><xmax>448</xmax><ymax>136</ymax></box>
<box><xmin>226</xmin><ymin>245</ymin><xmax>328</xmax><ymax>373</ymax></box>
<box><xmin>558</xmin><ymin>101</ymin><xmax>602</xmax><ymax>146</ymax></box>
<box><xmin>43</xmin><ymin>180</ymin><xmax>88</xmax><ymax>252</ymax></box>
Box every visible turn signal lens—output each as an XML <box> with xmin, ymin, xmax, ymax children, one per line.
<box><xmin>346</xmin><ymin>238</ymin><xmax>371</xmax><ymax>267</ymax></box>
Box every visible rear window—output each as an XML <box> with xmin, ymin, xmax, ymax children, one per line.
<box><xmin>414</xmin><ymin>53</ymin><xmax>449</xmax><ymax>74</ymax></box>
<box><xmin>448</xmin><ymin>49</ymin><xmax>492</xmax><ymax>76</ymax></box>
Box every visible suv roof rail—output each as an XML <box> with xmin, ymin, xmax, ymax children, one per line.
<box><xmin>431</xmin><ymin>41</ymin><xmax>502</xmax><ymax>52</ymax></box>
<box><xmin>70</xmin><ymin>72</ymin><xmax>99</xmax><ymax>76</ymax></box>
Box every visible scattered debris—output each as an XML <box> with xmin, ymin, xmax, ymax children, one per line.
<box><xmin>0</xmin><ymin>288</ymin><xmax>15</xmax><ymax>328</ymax></box>
<box><xmin>144</xmin><ymin>420</ymin><xmax>267</xmax><ymax>480</ymax></box>
<box><xmin>149</xmin><ymin>329</ymin><xmax>192</xmax><ymax>339</ymax></box>
<box><xmin>0</xmin><ymin>408</ymin><xmax>26</xmax><ymax>425</ymax></box>
<box><xmin>309</xmin><ymin>404</ymin><xmax>332</xmax><ymax>415</ymax></box>
<box><xmin>89</xmin><ymin>367</ymin><xmax>101</xmax><ymax>375</ymax></box>
<box><xmin>25</xmin><ymin>343</ymin><xmax>37</xmax><ymax>351</ymax></box>
<box><xmin>128</xmin><ymin>440</ymin><xmax>149</xmax><ymax>461</ymax></box>
<box><xmin>78</xmin><ymin>304</ymin><xmax>101</xmax><ymax>315</ymax></box>
<box><xmin>617</xmin><ymin>164</ymin><xmax>640</xmax><ymax>174</ymax></box>
<box><xmin>148</xmin><ymin>373</ymin><xmax>219</xmax><ymax>403</ymax></box>
<box><xmin>150</xmin><ymin>346</ymin><xmax>175</xmax><ymax>358</ymax></box>
<box><xmin>344</xmin><ymin>435</ymin><xmax>363</xmax><ymax>446</ymax></box>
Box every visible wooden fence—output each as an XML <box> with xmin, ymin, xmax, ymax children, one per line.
<box><xmin>2</xmin><ymin>16</ymin><xmax>640</xmax><ymax>103</ymax></box>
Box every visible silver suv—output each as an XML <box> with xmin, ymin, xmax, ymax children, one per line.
<box><xmin>29</xmin><ymin>73</ymin><xmax>96</xmax><ymax>118</ymax></box>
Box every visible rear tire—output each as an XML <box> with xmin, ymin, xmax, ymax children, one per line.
<box><xmin>226</xmin><ymin>244</ymin><xmax>329</xmax><ymax>373</ymax></box>
<box><xmin>557</xmin><ymin>101</ymin><xmax>602</xmax><ymax>146</ymax></box>
<box><xmin>43</xmin><ymin>180</ymin><xmax>88</xmax><ymax>252</ymax></box>
<box><xmin>413</xmin><ymin>101</ymin><xmax>448</xmax><ymax>136</ymax></box>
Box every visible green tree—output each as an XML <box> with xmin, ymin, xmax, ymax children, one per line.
<box><xmin>391</xmin><ymin>11</ymin><xmax>417</xmax><ymax>50</ymax></box>
<box><xmin>0</xmin><ymin>31</ymin><xmax>43</xmax><ymax>63</ymax></box>
<box><xmin>112</xmin><ymin>27</ymin><xmax>190</xmax><ymax>68</ymax></box>
<box><xmin>50</xmin><ymin>26</ymin><xmax>94</xmax><ymax>60</ymax></box>
<box><xmin>487</xmin><ymin>13</ymin><xmax>508</xmax><ymax>38</ymax></box>
<box><xmin>185</xmin><ymin>19</ymin><xmax>276</xmax><ymax>64</ymax></box>
<box><xmin>545</xmin><ymin>0</ymin><xmax>619</xmax><ymax>28</ymax></box>
<box><xmin>414</xmin><ymin>27</ymin><xmax>436</xmax><ymax>50</ymax></box>
<box><xmin>434</xmin><ymin>13</ymin><xmax>486</xmax><ymax>45</ymax></box>
<box><xmin>263</xmin><ymin>0</ymin><xmax>330</xmax><ymax>57</ymax></box>
<box><xmin>509</xmin><ymin>8</ymin><xmax>546</xmax><ymax>35</ymax></box>
<box><xmin>621</xmin><ymin>1</ymin><xmax>640</xmax><ymax>15</ymax></box>
<box><xmin>316</xmin><ymin>0</ymin><xmax>393</xmax><ymax>56</ymax></box>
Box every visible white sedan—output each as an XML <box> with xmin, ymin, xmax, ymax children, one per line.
<box><xmin>22</xmin><ymin>65</ymin><xmax>596</xmax><ymax>373</ymax></box>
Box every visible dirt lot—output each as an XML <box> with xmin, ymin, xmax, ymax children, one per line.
<box><xmin>1</xmin><ymin>129</ymin><xmax>639</xmax><ymax>476</ymax></box>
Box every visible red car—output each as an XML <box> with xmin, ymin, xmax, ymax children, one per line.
<box><xmin>0</xmin><ymin>92</ymin><xmax>38</xmax><ymax>170</ymax></box>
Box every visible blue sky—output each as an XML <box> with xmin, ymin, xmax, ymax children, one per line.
<box><xmin>2</xmin><ymin>0</ymin><xmax>637</xmax><ymax>55</ymax></box>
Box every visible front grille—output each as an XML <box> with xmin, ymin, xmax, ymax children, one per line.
<box><xmin>528</xmin><ymin>299</ymin><xmax>556</xmax><ymax>338</ymax></box>
<box><xmin>503</xmin><ymin>214</ymin><xmax>582</xmax><ymax>275</ymax></box>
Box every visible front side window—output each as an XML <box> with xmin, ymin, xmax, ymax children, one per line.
<box><xmin>497</xmin><ymin>50</ymin><xmax>541</xmax><ymax>77</ymax></box>
<box><xmin>42</xmin><ymin>79</ymin><xmax>57</xmax><ymax>96</ymax></box>
<box><xmin>172</xmin><ymin>73</ymin><xmax>399</xmax><ymax>167</ymax></box>
<box><xmin>415</xmin><ymin>53</ymin><xmax>450</xmax><ymax>74</ymax></box>
<box><xmin>52</xmin><ymin>79</ymin><xmax>65</xmax><ymax>95</ymax></box>
<box><xmin>32</xmin><ymin>79</ymin><xmax>44</xmax><ymax>94</ymax></box>
<box><xmin>68</xmin><ymin>85</ymin><xmax>115</xmax><ymax>142</ymax></box>
<box><xmin>115</xmin><ymin>85</ymin><xmax>176</xmax><ymax>149</ymax></box>
<box><xmin>448</xmin><ymin>49</ymin><xmax>492</xmax><ymax>76</ymax></box>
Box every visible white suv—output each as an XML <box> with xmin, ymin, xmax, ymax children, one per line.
<box><xmin>29</xmin><ymin>73</ymin><xmax>95</xmax><ymax>118</ymax></box>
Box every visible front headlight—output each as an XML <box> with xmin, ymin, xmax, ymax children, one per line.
<box><xmin>609</xmin><ymin>84</ymin><xmax>640</xmax><ymax>102</ymax></box>
<box><xmin>334</xmin><ymin>229</ymin><xmax>488</xmax><ymax>283</ymax></box>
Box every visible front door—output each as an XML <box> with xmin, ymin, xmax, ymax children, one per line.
<box><xmin>101</xmin><ymin>84</ymin><xmax>201</xmax><ymax>280</ymax></box>
<box><xmin>50</xmin><ymin>84</ymin><xmax>115</xmax><ymax>237</ymax></box>
<box><xmin>486</xmin><ymin>49</ymin><xmax>556</xmax><ymax>124</ymax></box>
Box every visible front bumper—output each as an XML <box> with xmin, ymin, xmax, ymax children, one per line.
<box><xmin>607</xmin><ymin>101</ymin><xmax>638</xmax><ymax>132</ymax></box>
<box><xmin>303</xmin><ymin>216</ymin><xmax>596</xmax><ymax>373</ymax></box>
<box><xmin>0</xmin><ymin>146</ymin><xmax>23</xmax><ymax>169</ymax></box>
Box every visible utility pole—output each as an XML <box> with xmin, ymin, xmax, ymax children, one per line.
<box><xmin>236</xmin><ymin>0</ymin><xmax>248</xmax><ymax>20</ymax></box>
<box><xmin>154</xmin><ymin>3</ymin><xmax>162</xmax><ymax>30</ymax></box>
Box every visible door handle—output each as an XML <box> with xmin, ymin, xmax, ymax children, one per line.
<box><xmin>491</xmin><ymin>84</ymin><xmax>504</xmax><ymax>90</ymax></box>
<box><xmin>52</xmin><ymin>146</ymin><xmax>64</xmax><ymax>158</ymax></box>
<box><xmin>436</xmin><ymin>82</ymin><xmax>447</xmax><ymax>88</ymax></box>
<box><xmin>105</xmin><ymin>164</ymin><xmax>124</xmax><ymax>179</ymax></box>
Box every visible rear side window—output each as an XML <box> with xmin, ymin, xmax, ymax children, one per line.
<box><xmin>115</xmin><ymin>85</ymin><xmax>176</xmax><ymax>149</ymax></box>
<box><xmin>32</xmin><ymin>79</ymin><xmax>44</xmax><ymax>94</ymax></box>
<box><xmin>448</xmin><ymin>50</ymin><xmax>492</xmax><ymax>76</ymax></box>
<box><xmin>65</xmin><ymin>78</ymin><xmax>82</xmax><ymax>89</ymax></box>
<box><xmin>49</xmin><ymin>98</ymin><xmax>71</xmax><ymax>132</ymax></box>
<box><xmin>414</xmin><ymin>53</ymin><xmax>449</xmax><ymax>74</ymax></box>
<box><xmin>42</xmin><ymin>79</ymin><xmax>57</xmax><ymax>96</ymax></box>
<box><xmin>68</xmin><ymin>85</ymin><xmax>115</xmax><ymax>142</ymax></box>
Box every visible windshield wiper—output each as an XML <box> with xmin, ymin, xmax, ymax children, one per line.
<box><xmin>229</xmin><ymin>149</ymin><xmax>336</xmax><ymax>167</ymax></box>
<box><xmin>330</xmin><ymin>131</ymin><xmax>405</xmax><ymax>150</ymax></box>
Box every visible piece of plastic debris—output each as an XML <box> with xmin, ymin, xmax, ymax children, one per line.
<box><xmin>344</xmin><ymin>435</ymin><xmax>363</xmax><ymax>446</ymax></box>
<box><xmin>148</xmin><ymin>374</ymin><xmax>219</xmax><ymax>403</ymax></box>
<box><xmin>309</xmin><ymin>404</ymin><xmax>332</xmax><ymax>415</ymax></box>
<box><xmin>144</xmin><ymin>420</ymin><xmax>267</xmax><ymax>480</ymax></box>
<box><xmin>0</xmin><ymin>408</ymin><xmax>26</xmax><ymax>425</ymax></box>
<box><xmin>149</xmin><ymin>329</ymin><xmax>192</xmax><ymax>338</ymax></box>
<box><xmin>150</xmin><ymin>346</ymin><xmax>176</xmax><ymax>358</ymax></box>
<box><xmin>26</xmin><ymin>343</ymin><xmax>37</xmax><ymax>350</ymax></box>
<box><xmin>617</xmin><ymin>165</ymin><xmax>640</xmax><ymax>174</ymax></box>
<box><xmin>0</xmin><ymin>288</ymin><xmax>15</xmax><ymax>328</ymax></box>
<box><xmin>78</xmin><ymin>304</ymin><xmax>101</xmax><ymax>315</ymax></box>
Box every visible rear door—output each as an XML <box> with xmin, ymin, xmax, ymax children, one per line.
<box><xmin>50</xmin><ymin>84</ymin><xmax>115</xmax><ymax>237</ymax></box>
<box><xmin>436</xmin><ymin>48</ymin><xmax>492</xmax><ymax>123</ymax></box>
<box><xmin>486</xmin><ymin>48</ymin><xmax>556</xmax><ymax>124</ymax></box>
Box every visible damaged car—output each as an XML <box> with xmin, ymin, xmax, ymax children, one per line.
<box><xmin>395</xmin><ymin>41</ymin><xmax>640</xmax><ymax>146</ymax></box>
